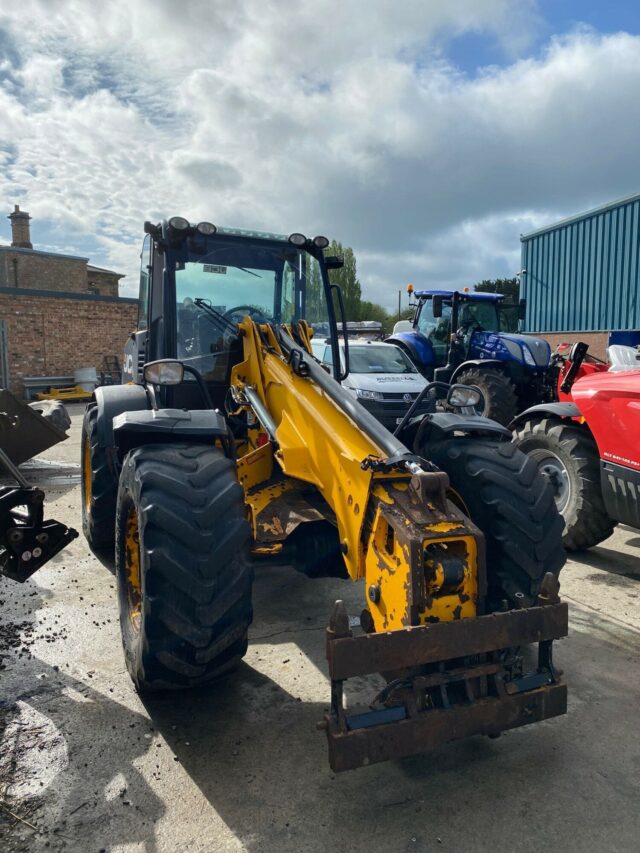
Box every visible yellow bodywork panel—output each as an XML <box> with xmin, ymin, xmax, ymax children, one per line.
<box><xmin>237</xmin><ymin>441</ymin><xmax>274</xmax><ymax>492</ymax></box>
<box><xmin>363</xmin><ymin>481</ymin><xmax>478</xmax><ymax>632</ymax></box>
<box><xmin>232</xmin><ymin>317</ymin><xmax>482</xmax><ymax>632</ymax></box>
<box><xmin>232</xmin><ymin>319</ymin><xmax>384</xmax><ymax>580</ymax></box>
<box><xmin>246</xmin><ymin>476</ymin><xmax>328</xmax><ymax>543</ymax></box>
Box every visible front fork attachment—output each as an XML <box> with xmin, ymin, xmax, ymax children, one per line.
<box><xmin>320</xmin><ymin>574</ymin><xmax>567</xmax><ymax>772</ymax></box>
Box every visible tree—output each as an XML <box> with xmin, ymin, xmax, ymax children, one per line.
<box><xmin>474</xmin><ymin>277</ymin><xmax>519</xmax><ymax>303</ymax></box>
<box><xmin>324</xmin><ymin>239</ymin><xmax>404</xmax><ymax>333</ymax></box>
<box><xmin>325</xmin><ymin>240</ymin><xmax>361</xmax><ymax>321</ymax></box>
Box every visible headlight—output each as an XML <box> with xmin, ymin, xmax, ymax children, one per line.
<box><xmin>522</xmin><ymin>345</ymin><xmax>536</xmax><ymax>367</ymax></box>
<box><xmin>503</xmin><ymin>339</ymin><xmax>525</xmax><ymax>362</ymax></box>
<box><xmin>168</xmin><ymin>216</ymin><xmax>190</xmax><ymax>231</ymax></box>
<box><xmin>196</xmin><ymin>221</ymin><xmax>216</xmax><ymax>235</ymax></box>
<box><xmin>288</xmin><ymin>232</ymin><xmax>307</xmax><ymax>246</ymax></box>
<box><xmin>313</xmin><ymin>235</ymin><xmax>330</xmax><ymax>249</ymax></box>
<box><xmin>355</xmin><ymin>389</ymin><xmax>383</xmax><ymax>401</ymax></box>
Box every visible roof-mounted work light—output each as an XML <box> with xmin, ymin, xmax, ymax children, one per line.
<box><xmin>288</xmin><ymin>232</ymin><xmax>307</xmax><ymax>246</ymax></box>
<box><xmin>313</xmin><ymin>235</ymin><xmax>330</xmax><ymax>249</ymax></box>
<box><xmin>168</xmin><ymin>216</ymin><xmax>190</xmax><ymax>231</ymax></box>
<box><xmin>196</xmin><ymin>221</ymin><xmax>217</xmax><ymax>235</ymax></box>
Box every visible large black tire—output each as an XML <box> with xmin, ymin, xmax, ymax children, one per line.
<box><xmin>423</xmin><ymin>437</ymin><xmax>565</xmax><ymax>609</ymax></box>
<box><xmin>28</xmin><ymin>400</ymin><xmax>71</xmax><ymax>433</ymax></box>
<box><xmin>454</xmin><ymin>368</ymin><xmax>518</xmax><ymax>426</ymax></box>
<box><xmin>115</xmin><ymin>443</ymin><xmax>253</xmax><ymax>691</ymax></box>
<box><xmin>513</xmin><ymin>418</ymin><xmax>615</xmax><ymax>551</ymax></box>
<box><xmin>81</xmin><ymin>404</ymin><xmax>118</xmax><ymax>549</ymax></box>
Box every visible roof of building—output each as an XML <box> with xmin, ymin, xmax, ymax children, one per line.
<box><xmin>0</xmin><ymin>243</ymin><xmax>88</xmax><ymax>262</ymax></box>
<box><xmin>521</xmin><ymin>189</ymin><xmax>640</xmax><ymax>241</ymax></box>
<box><xmin>0</xmin><ymin>244</ymin><xmax>124</xmax><ymax>278</ymax></box>
<box><xmin>87</xmin><ymin>264</ymin><xmax>124</xmax><ymax>278</ymax></box>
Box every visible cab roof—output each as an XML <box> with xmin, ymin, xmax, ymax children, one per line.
<box><xmin>414</xmin><ymin>289</ymin><xmax>504</xmax><ymax>302</ymax></box>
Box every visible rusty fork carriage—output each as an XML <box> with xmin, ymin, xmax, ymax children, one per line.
<box><xmin>322</xmin><ymin>574</ymin><xmax>567</xmax><ymax>772</ymax></box>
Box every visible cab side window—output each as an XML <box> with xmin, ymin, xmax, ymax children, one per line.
<box><xmin>322</xmin><ymin>346</ymin><xmax>333</xmax><ymax>366</ymax></box>
<box><xmin>138</xmin><ymin>234</ymin><xmax>151</xmax><ymax>330</ymax></box>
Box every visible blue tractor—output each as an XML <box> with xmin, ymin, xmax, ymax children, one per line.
<box><xmin>386</xmin><ymin>289</ymin><xmax>555</xmax><ymax>425</ymax></box>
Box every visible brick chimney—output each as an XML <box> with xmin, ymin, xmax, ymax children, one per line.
<box><xmin>8</xmin><ymin>204</ymin><xmax>33</xmax><ymax>249</ymax></box>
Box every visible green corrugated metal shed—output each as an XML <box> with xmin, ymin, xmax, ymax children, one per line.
<box><xmin>520</xmin><ymin>191</ymin><xmax>640</xmax><ymax>332</ymax></box>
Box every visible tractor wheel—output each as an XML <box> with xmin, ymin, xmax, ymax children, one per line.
<box><xmin>115</xmin><ymin>443</ymin><xmax>253</xmax><ymax>691</ymax></box>
<box><xmin>81</xmin><ymin>403</ymin><xmax>118</xmax><ymax>549</ymax></box>
<box><xmin>423</xmin><ymin>437</ymin><xmax>565</xmax><ymax>610</ymax></box>
<box><xmin>513</xmin><ymin>418</ymin><xmax>615</xmax><ymax>550</ymax></box>
<box><xmin>28</xmin><ymin>400</ymin><xmax>71</xmax><ymax>433</ymax></box>
<box><xmin>454</xmin><ymin>368</ymin><xmax>518</xmax><ymax>426</ymax></box>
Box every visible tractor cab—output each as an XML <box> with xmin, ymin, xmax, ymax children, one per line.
<box><xmin>405</xmin><ymin>290</ymin><xmax>522</xmax><ymax>372</ymax></box>
<box><xmin>123</xmin><ymin>219</ymin><xmax>346</xmax><ymax>411</ymax></box>
<box><xmin>386</xmin><ymin>288</ymin><xmax>554</xmax><ymax>424</ymax></box>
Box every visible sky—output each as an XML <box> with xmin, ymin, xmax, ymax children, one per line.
<box><xmin>1</xmin><ymin>1</ymin><xmax>640</xmax><ymax>309</ymax></box>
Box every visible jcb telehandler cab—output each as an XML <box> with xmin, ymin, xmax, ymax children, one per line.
<box><xmin>82</xmin><ymin>218</ymin><xmax>567</xmax><ymax>771</ymax></box>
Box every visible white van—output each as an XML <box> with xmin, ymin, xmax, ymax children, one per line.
<box><xmin>310</xmin><ymin>338</ymin><xmax>430</xmax><ymax>430</ymax></box>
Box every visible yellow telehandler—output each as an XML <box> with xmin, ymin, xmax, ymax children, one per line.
<box><xmin>81</xmin><ymin>219</ymin><xmax>567</xmax><ymax>771</ymax></box>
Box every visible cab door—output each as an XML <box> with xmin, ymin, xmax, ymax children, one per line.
<box><xmin>123</xmin><ymin>234</ymin><xmax>151</xmax><ymax>384</ymax></box>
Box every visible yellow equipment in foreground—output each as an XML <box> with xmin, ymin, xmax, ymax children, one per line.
<box><xmin>81</xmin><ymin>221</ymin><xmax>567</xmax><ymax>771</ymax></box>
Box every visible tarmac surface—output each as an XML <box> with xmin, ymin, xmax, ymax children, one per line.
<box><xmin>1</xmin><ymin>403</ymin><xmax>639</xmax><ymax>852</ymax></box>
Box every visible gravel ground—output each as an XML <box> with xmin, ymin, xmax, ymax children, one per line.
<box><xmin>1</xmin><ymin>403</ymin><xmax>639</xmax><ymax>852</ymax></box>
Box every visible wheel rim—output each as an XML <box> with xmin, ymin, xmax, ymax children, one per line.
<box><xmin>528</xmin><ymin>449</ymin><xmax>571</xmax><ymax>513</ymax></box>
<box><xmin>82</xmin><ymin>435</ymin><xmax>92</xmax><ymax>512</ymax></box>
<box><xmin>124</xmin><ymin>504</ymin><xmax>142</xmax><ymax>633</ymax></box>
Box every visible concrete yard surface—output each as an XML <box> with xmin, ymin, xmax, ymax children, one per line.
<box><xmin>1</xmin><ymin>404</ymin><xmax>639</xmax><ymax>852</ymax></box>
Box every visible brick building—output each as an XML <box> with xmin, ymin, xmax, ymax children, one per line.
<box><xmin>0</xmin><ymin>205</ymin><xmax>138</xmax><ymax>397</ymax></box>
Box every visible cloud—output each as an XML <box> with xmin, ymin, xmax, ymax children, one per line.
<box><xmin>0</xmin><ymin>3</ymin><xmax>638</xmax><ymax>307</ymax></box>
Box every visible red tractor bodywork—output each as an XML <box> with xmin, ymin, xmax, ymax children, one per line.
<box><xmin>571</xmin><ymin>369</ymin><xmax>640</xmax><ymax>474</ymax></box>
<box><xmin>512</xmin><ymin>345</ymin><xmax>640</xmax><ymax>546</ymax></box>
<box><xmin>556</xmin><ymin>357</ymin><xmax>607</xmax><ymax>404</ymax></box>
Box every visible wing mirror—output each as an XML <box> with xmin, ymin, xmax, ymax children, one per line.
<box><xmin>447</xmin><ymin>383</ymin><xmax>484</xmax><ymax>411</ymax></box>
<box><xmin>143</xmin><ymin>360</ymin><xmax>185</xmax><ymax>385</ymax></box>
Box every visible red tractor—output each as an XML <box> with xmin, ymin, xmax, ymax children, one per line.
<box><xmin>512</xmin><ymin>342</ymin><xmax>640</xmax><ymax>550</ymax></box>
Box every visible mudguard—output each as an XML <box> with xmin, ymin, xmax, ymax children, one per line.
<box><xmin>509</xmin><ymin>402</ymin><xmax>580</xmax><ymax>429</ymax></box>
<box><xmin>94</xmin><ymin>384</ymin><xmax>150</xmax><ymax>450</ymax></box>
<box><xmin>450</xmin><ymin>359</ymin><xmax>505</xmax><ymax>382</ymax></box>
<box><xmin>386</xmin><ymin>332</ymin><xmax>435</xmax><ymax>370</ymax></box>
<box><xmin>408</xmin><ymin>412</ymin><xmax>511</xmax><ymax>445</ymax></box>
<box><xmin>112</xmin><ymin>408</ymin><xmax>228</xmax><ymax>458</ymax></box>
